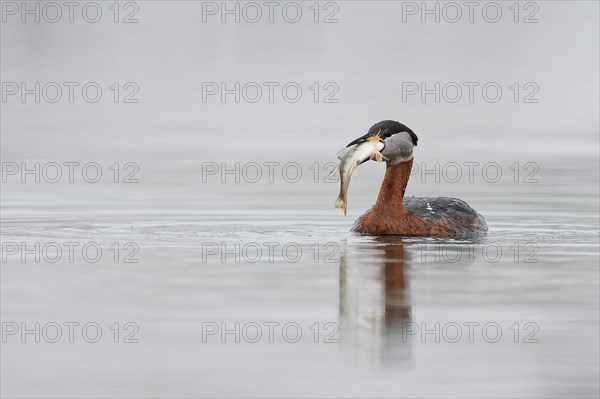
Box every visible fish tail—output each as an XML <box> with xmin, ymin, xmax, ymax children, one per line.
<box><xmin>335</xmin><ymin>194</ymin><xmax>347</xmax><ymax>216</ymax></box>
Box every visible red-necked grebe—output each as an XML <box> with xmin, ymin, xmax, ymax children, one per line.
<box><xmin>338</xmin><ymin>120</ymin><xmax>488</xmax><ymax>238</ymax></box>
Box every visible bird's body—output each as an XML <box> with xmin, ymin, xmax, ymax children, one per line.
<box><xmin>339</xmin><ymin>120</ymin><xmax>487</xmax><ymax>238</ymax></box>
<box><xmin>351</xmin><ymin>158</ymin><xmax>487</xmax><ymax>237</ymax></box>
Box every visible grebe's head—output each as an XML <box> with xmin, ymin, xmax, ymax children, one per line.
<box><xmin>347</xmin><ymin>120</ymin><xmax>418</xmax><ymax>165</ymax></box>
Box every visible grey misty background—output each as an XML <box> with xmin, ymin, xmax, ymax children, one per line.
<box><xmin>2</xmin><ymin>1</ymin><xmax>599</xmax><ymax>214</ymax></box>
<box><xmin>1</xmin><ymin>2</ymin><xmax>599</xmax><ymax>217</ymax></box>
<box><xmin>2</xmin><ymin>2</ymin><xmax>598</xmax><ymax>161</ymax></box>
<box><xmin>1</xmin><ymin>2</ymin><xmax>599</xmax><ymax>398</ymax></box>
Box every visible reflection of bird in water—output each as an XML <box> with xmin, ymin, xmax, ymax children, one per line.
<box><xmin>340</xmin><ymin>120</ymin><xmax>488</xmax><ymax>237</ymax></box>
<box><xmin>339</xmin><ymin>237</ymin><xmax>414</xmax><ymax>367</ymax></box>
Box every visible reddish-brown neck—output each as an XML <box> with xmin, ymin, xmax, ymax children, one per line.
<box><xmin>373</xmin><ymin>159</ymin><xmax>413</xmax><ymax>215</ymax></box>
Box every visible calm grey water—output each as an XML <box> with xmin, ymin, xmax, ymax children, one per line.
<box><xmin>1</xmin><ymin>1</ymin><xmax>599</xmax><ymax>398</ymax></box>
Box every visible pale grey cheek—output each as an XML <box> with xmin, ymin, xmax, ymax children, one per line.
<box><xmin>380</xmin><ymin>132</ymin><xmax>415</xmax><ymax>164</ymax></box>
<box><xmin>383</xmin><ymin>147</ymin><xmax>414</xmax><ymax>164</ymax></box>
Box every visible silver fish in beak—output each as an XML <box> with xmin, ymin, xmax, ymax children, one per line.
<box><xmin>334</xmin><ymin>134</ymin><xmax>386</xmax><ymax>215</ymax></box>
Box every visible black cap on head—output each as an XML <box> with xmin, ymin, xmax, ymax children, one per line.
<box><xmin>347</xmin><ymin>120</ymin><xmax>418</xmax><ymax>147</ymax></box>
